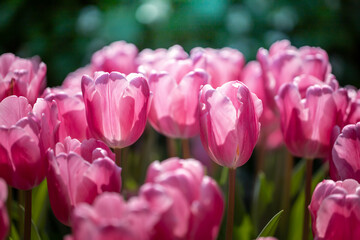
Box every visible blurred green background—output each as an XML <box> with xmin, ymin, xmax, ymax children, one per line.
<box><xmin>0</xmin><ymin>0</ymin><xmax>359</xmax><ymax>87</ymax></box>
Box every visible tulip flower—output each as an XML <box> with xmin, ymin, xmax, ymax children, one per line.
<box><xmin>61</xmin><ymin>66</ymin><xmax>93</xmax><ymax>93</ymax></box>
<box><xmin>199</xmin><ymin>81</ymin><xmax>262</xmax><ymax>168</ymax></box>
<box><xmin>145</xmin><ymin>157</ymin><xmax>224</xmax><ymax>240</ymax></box>
<box><xmin>0</xmin><ymin>178</ymin><xmax>9</xmax><ymax>240</ymax></box>
<box><xmin>199</xmin><ymin>80</ymin><xmax>261</xmax><ymax>239</ymax></box>
<box><xmin>43</xmin><ymin>87</ymin><xmax>89</xmax><ymax>142</ymax></box>
<box><xmin>81</xmin><ymin>71</ymin><xmax>150</xmax><ymax>149</ymax></box>
<box><xmin>190</xmin><ymin>47</ymin><xmax>245</xmax><ymax>88</ymax></box>
<box><xmin>309</xmin><ymin>179</ymin><xmax>360</xmax><ymax>240</ymax></box>
<box><xmin>275</xmin><ymin>78</ymin><xmax>347</xmax><ymax>159</ymax></box>
<box><xmin>47</xmin><ymin>137</ymin><xmax>121</xmax><ymax>225</ymax></box>
<box><xmin>0</xmin><ymin>96</ymin><xmax>49</xmax><ymax>190</ymax></box>
<box><xmin>91</xmin><ymin>41</ymin><xmax>138</xmax><ymax>74</ymax></box>
<box><xmin>67</xmin><ymin>157</ymin><xmax>223</xmax><ymax>240</ymax></box>
<box><xmin>332</xmin><ymin>123</ymin><xmax>360</xmax><ymax>181</ymax></box>
<box><xmin>257</xmin><ymin>40</ymin><xmax>332</xmax><ymax>109</ymax></box>
<box><xmin>0</xmin><ymin>53</ymin><xmax>46</xmax><ymax>105</ymax></box>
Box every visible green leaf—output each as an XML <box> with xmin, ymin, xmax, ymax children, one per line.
<box><xmin>290</xmin><ymin>158</ymin><xmax>306</xmax><ymax>198</ymax></box>
<box><xmin>234</xmin><ymin>214</ymin><xmax>255</xmax><ymax>240</ymax></box>
<box><xmin>252</xmin><ymin>172</ymin><xmax>274</xmax><ymax>232</ymax></box>
<box><xmin>32</xmin><ymin>180</ymin><xmax>48</xmax><ymax>226</ymax></box>
<box><xmin>9</xmin><ymin>222</ymin><xmax>20</xmax><ymax>240</ymax></box>
<box><xmin>257</xmin><ymin>209</ymin><xmax>284</xmax><ymax>238</ymax></box>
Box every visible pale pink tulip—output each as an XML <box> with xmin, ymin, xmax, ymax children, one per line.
<box><xmin>47</xmin><ymin>137</ymin><xmax>121</xmax><ymax>225</ymax></box>
<box><xmin>332</xmin><ymin>123</ymin><xmax>360</xmax><ymax>181</ymax></box>
<box><xmin>0</xmin><ymin>178</ymin><xmax>9</xmax><ymax>240</ymax></box>
<box><xmin>81</xmin><ymin>71</ymin><xmax>150</xmax><ymax>149</ymax></box>
<box><xmin>191</xmin><ymin>47</ymin><xmax>245</xmax><ymax>88</ymax></box>
<box><xmin>275</xmin><ymin>77</ymin><xmax>348</xmax><ymax>159</ymax></box>
<box><xmin>61</xmin><ymin>66</ymin><xmax>93</xmax><ymax>93</ymax></box>
<box><xmin>0</xmin><ymin>53</ymin><xmax>46</xmax><ymax>105</ymax></box>
<box><xmin>309</xmin><ymin>179</ymin><xmax>360</xmax><ymax>240</ymax></box>
<box><xmin>91</xmin><ymin>41</ymin><xmax>138</xmax><ymax>74</ymax></box>
<box><xmin>199</xmin><ymin>81</ymin><xmax>262</xmax><ymax>168</ymax></box>
<box><xmin>0</xmin><ymin>96</ymin><xmax>49</xmax><ymax>190</ymax></box>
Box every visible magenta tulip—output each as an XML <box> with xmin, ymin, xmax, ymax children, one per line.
<box><xmin>199</xmin><ymin>81</ymin><xmax>262</xmax><ymax>168</ymax></box>
<box><xmin>332</xmin><ymin>123</ymin><xmax>360</xmax><ymax>181</ymax></box>
<box><xmin>47</xmin><ymin>137</ymin><xmax>121</xmax><ymax>225</ymax></box>
<box><xmin>91</xmin><ymin>41</ymin><xmax>138</xmax><ymax>74</ymax></box>
<box><xmin>0</xmin><ymin>53</ymin><xmax>46</xmax><ymax>105</ymax></box>
<box><xmin>190</xmin><ymin>47</ymin><xmax>245</xmax><ymax>88</ymax></box>
<box><xmin>0</xmin><ymin>96</ymin><xmax>49</xmax><ymax>190</ymax></box>
<box><xmin>81</xmin><ymin>71</ymin><xmax>150</xmax><ymax>149</ymax></box>
<box><xmin>0</xmin><ymin>178</ymin><xmax>9</xmax><ymax>240</ymax></box>
<box><xmin>309</xmin><ymin>179</ymin><xmax>360</xmax><ymax>240</ymax></box>
<box><xmin>275</xmin><ymin>78</ymin><xmax>348</xmax><ymax>159</ymax></box>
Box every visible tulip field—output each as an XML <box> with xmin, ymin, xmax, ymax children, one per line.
<box><xmin>0</xmin><ymin>39</ymin><xmax>359</xmax><ymax>240</ymax></box>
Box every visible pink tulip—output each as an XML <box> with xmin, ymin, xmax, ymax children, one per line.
<box><xmin>275</xmin><ymin>77</ymin><xmax>348</xmax><ymax>159</ymax></box>
<box><xmin>91</xmin><ymin>41</ymin><xmax>138</xmax><ymax>74</ymax></box>
<box><xmin>241</xmin><ymin>61</ymin><xmax>282</xmax><ymax>149</ymax></box>
<box><xmin>0</xmin><ymin>96</ymin><xmax>49</xmax><ymax>190</ymax></box>
<box><xmin>81</xmin><ymin>71</ymin><xmax>150</xmax><ymax>149</ymax></box>
<box><xmin>145</xmin><ymin>157</ymin><xmax>224</xmax><ymax>240</ymax></box>
<box><xmin>0</xmin><ymin>53</ymin><xmax>46</xmax><ymax>105</ymax></box>
<box><xmin>69</xmin><ymin>192</ymin><xmax>158</xmax><ymax>240</ymax></box>
<box><xmin>190</xmin><ymin>47</ymin><xmax>245</xmax><ymax>88</ymax></box>
<box><xmin>68</xmin><ymin>157</ymin><xmax>223</xmax><ymax>240</ymax></box>
<box><xmin>47</xmin><ymin>137</ymin><xmax>121</xmax><ymax>225</ymax></box>
<box><xmin>137</xmin><ymin>45</ymin><xmax>189</xmax><ymax>74</ymax></box>
<box><xmin>61</xmin><ymin>66</ymin><xmax>93</xmax><ymax>93</ymax></box>
<box><xmin>309</xmin><ymin>179</ymin><xmax>360</xmax><ymax>240</ymax></box>
<box><xmin>257</xmin><ymin>238</ymin><xmax>278</xmax><ymax>240</ymax></box>
<box><xmin>257</xmin><ymin>40</ymin><xmax>332</xmax><ymax>108</ymax></box>
<box><xmin>199</xmin><ymin>81</ymin><xmax>262</xmax><ymax>168</ymax></box>
<box><xmin>0</xmin><ymin>178</ymin><xmax>9</xmax><ymax>240</ymax></box>
<box><xmin>331</xmin><ymin>123</ymin><xmax>360</xmax><ymax>181</ymax></box>
<box><xmin>43</xmin><ymin>87</ymin><xmax>90</xmax><ymax>142</ymax></box>
<box><xmin>146</xmin><ymin>68</ymin><xmax>208</xmax><ymax>138</ymax></box>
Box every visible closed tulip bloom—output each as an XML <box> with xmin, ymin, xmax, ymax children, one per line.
<box><xmin>199</xmin><ymin>81</ymin><xmax>262</xmax><ymax>168</ymax></box>
<box><xmin>275</xmin><ymin>77</ymin><xmax>347</xmax><ymax>159</ymax></box>
<box><xmin>47</xmin><ymin>137</ymin><xmax>121</xmax><ymax>225</ymax></box>
<box><xmin>0</xmin><ymin>178</ymin><xmax>9</xmax><ymax>240</ymax></box>
<box><xmin>0</xmin><ymin>96</ymin><xmax>49</xmax><ymax>190</ymax></box>
<box><xmin>332</xmin><ymin>123</ymin><xmax>360</xmax><ymax>181</ymax></box>
<box><xmin>190</xmin><ymin>47</ymin><xmax>245</xmax><ymax>88</ymax></box>
<box><xmin>69</xmin><ymin>192</ymin><xmax>159</xmax><ymax>240</ymax></box>
<box><xmin>309</xmin><ymin>179</ymin><xmax>360</xmax><ymax>240</ymax></box>
<box><xmin>147</xmin><ymin>69</ymin><xmax>208</xmax><ymax>138</ymax></box>
<box><xmin>61</xmin><ymin>66</ymin><xmax>93</xmax><ymax>93</ymax></box>
<box><xmin>81</xmin><ymin>71</ymin><xmax>150</xmax><ymax>149</ymax></box>
<box><xmin>91</xmin><ymin>41</ymin><xmax>138</xmax><ymax>74</ymax></box>
<box><xmin>43</xmin><ymin>87</ymin><xmax>89</xmax><ymax>142</ymax></box>
<box><xmin>257</xmin><ymin>40</ymin><xmax>332</xmax><ymax>105</ymax></box>
<box><xmin>145</xmin><ymin>158</ymin><xmax>224</xmax><ymax>240</ymax></box>
<box><xmin>0</xmin><ymin>53</ymin><xmax>46</xmax><ymax>105</ymax></box>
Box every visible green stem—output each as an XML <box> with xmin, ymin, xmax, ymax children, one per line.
<box><xmin>302</xmin><ymin>158</ymin><xmax>313</xmax><ymax>240</ymax></box>
<box><xmin>24</xmin><ymin>189</ymin><xmax>32</xmax><ymax>240</ymax></box>
<box><xmin>280</xmin><ymin>151</ymin><xmax>293</xmax><ymax>238</ymax></box>
<box><xmin>114</xmin><ymin>148</ymin><xmax>121</xmax><ymax>167</ymax></box>
<box><xmin>166</xmin><ymin>138</ymin><xmax>176</xmax><ymax>157</ymax></box>
<box><xmin>225</xmin><ymin>168</ymin><xmax>236</xmax><ymax>240</ymax></box>
<box><xmin>181</xmin><ymin>139</ymin><xmax>191</xmax><ymax>159</ymax></box>
<box><xmin>6</xmin><ymin>186</ymin><xmax>12</xmax><ymax>231</ymax></box>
